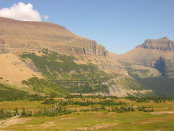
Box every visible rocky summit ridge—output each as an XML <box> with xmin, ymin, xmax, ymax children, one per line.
<box><xmin>137</xmin><ymin>37</ymin><xmax>174</xmax><ymax>51</ymax></box>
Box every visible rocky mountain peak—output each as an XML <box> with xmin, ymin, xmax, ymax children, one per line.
<box><xmin>137</xmin><ymin>37</ymin><xmax>174</xmax><ymax>51</ymax></box>
<box><xmin>159</xmin><ymin>37</ymin><xmax>169</xmax><ymax>40</ymax></box>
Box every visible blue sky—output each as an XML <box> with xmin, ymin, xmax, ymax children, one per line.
<box><xmin>0</xmin><ymin>0</ymin><xmax>174</xmax><ymax>54</ymax></box>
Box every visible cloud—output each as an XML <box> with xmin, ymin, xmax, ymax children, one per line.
<box><xmin>43</xmin><ymin>15</ymin><xmax>49</xmax><ymax>21</ymax></box>
<box><xmin>0</xmin><ymin>2</ymin><xmax>43</xmax><ymax>21</ymax></box>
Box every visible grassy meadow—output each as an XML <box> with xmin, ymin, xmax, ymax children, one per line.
<box><xmin>0</xmin><ymin>96</ymin><xmax>174</xmax><ymax>131</ymax></box>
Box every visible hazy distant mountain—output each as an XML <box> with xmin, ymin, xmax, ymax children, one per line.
<box><xmin>134</xmin><ymin>37</ymin><xmax>174</xmax><ymax>77</ymax></box>
<box><xmin>116</xmin><ymin>37</ymin><xmax>174</xmax><ymax>97</ymax></box>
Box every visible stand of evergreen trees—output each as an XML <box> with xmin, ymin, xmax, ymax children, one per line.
<box><xmin>34</xmin><ymin>104</ymin><xmax>72</xmax><ymax>117</ymax></box>
<box><xmin>0</xmin><ymin>109</ymin><xmax>13</xmax><ymax>119</ymax></box>
<box><xmin>42</xmin><ymin>98</ymin><xmax>126</xmax><ymax>106</ymax></box>
<box><xmin>126</xmin><ymin>97</ymin><xmax>174</xmax><ymax>103</ymax></box>
<box><xmin>0</xmin><ymin>104</ymin><xmax>72</xmax><ymax>119</ymax></box>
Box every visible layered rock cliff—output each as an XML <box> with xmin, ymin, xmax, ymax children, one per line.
<box><xmin>137</xmin><ymin>37</ymin><xmax>174</xmax><ymax>51</ymax></box>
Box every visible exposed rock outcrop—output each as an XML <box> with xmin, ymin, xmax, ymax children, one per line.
<box><xmin>137</xmin><ymin>37</ymin><xmax>174</xmax><ymax>51</ymax></box>
<box><xmin>81</xmin><ymin>40</ymin><xmax>108</xmax><ymax>57</ymax></box>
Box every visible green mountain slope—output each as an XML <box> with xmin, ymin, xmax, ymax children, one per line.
<box><xmin>137</xmin><ymin>77</ymin><xmax>174</xmax><ymax>98</ymax></box>
<box><xmin>20</xmin><ymin>49</ymin><xmax>151</xmax><ymax>97</ymax></box>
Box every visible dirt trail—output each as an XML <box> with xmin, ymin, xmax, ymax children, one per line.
<box><xmin>75</xmin><ymin>123</ymin><xmax>118</xmax><ymax>130</ymax></box>
<box><xmin>0</xmin><ymin>116</ymin><xmax>29</xmax><ymax>128</ymax></box>
<box><xmin>151</xmin><ymin>111</ymin><xmax>174</xmax><ymax>115</ymax></box>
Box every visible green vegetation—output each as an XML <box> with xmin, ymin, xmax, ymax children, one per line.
<box><xmin>21</xmin><ymin>49</ymin><xmax>111</xmax><ymax>95</ymax></box>
<box><xmin>42</xmin><ymin>98</ymin><xmax>56</xmax><ymax>104</ymax></box>
<box><xmin>34</xmin><ymin>105</ymin><xmax>72</xmax><ymax>117</ymax></box>
<box><xmin>0</xmin><ymin>109</ymin><xmax>13</xmax><ymax>119</ymax></box>
<box><xmin>21</xmin><ymin>49</ymin><xmax>109</xmax><ymax>80</ymax></box>
<box><xmin>137</xmin><ymin>77</ymin><xmax>174</xmax><ymax>98</ymax></box>
<box><xmin>110</xmin><ymin>105</ymin><xmax>135</xmax><ymax>113</ymax></box>
<box><xmin>45</xmin><ymin>99</ymin><xmax>126</xmax><ymax>106</ymax></box>
<box><xmin>0</xmin><ymin>96</ymin><xmax>153</xmax><ymax>119</ymax></box>
<box><xmin>121</xmin><ymin>62</ymin><xmax>160</xmax><ymax>79</ymax></box>
<box><xmin>126</xmin><ymin>96</ymin><xmax>174</xmax><ymax>103</ymax></box>
<box><xmin>22</xmin><ymin>77</ymin><xmax>67</xmax><ymax>97</ymax></box>
<box><xmin>0</xmin><ymin>97</ymin><xmax>174</xmax><ymax>130</ymax></box>
<box><xmin>0</xmin><ymin>83</ymin><xmax>49</xmax><ymax>102</ymax></box>
<box><xmin>136</xmin><ymin>106</ymin><xmax>154</xmax><ymax>112</ymax></box>
<box><xmin>116</xmin><ymin>77</ymin><xmax>143</xmax><ymax>90</ymax></box>
<box><xmin>127</xmin><ymin>66</ymin><xmax>155</xmax><ymax>78</ymax></box>
<box><xmin>0</xmin><ymin>84</ymin><xmax>29</xmax><ymax>101</ymax></box>
<box><xmin>114</xmin><ymin>76</ymin><xmax>156</xmax><ymax>97</ymax></box>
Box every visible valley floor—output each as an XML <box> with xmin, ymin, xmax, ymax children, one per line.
<box><xmin>0</xmin><ymin>98</ymin><xmax>174</xmax><ymax>131</ymax></box>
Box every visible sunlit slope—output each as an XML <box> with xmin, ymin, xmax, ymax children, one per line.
<box><xmin>0</xmin><ymin>54</ymin><xmax>41</xmax><ymax>85</ymax></box>
<box><xmin>0</xmin><ymin>17</ymin><xmax>107</xmax><ymax>56</ymax></box>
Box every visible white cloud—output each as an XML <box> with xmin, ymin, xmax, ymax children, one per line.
<box><xmin>43</xmin><ymin>15</ymin><xmax>49</xmax><ymax>21</ymax></box>
<box><xmin>0</xmin><ymin>2</ymin><xmax>43</xmax><ymax>21</ymax></box>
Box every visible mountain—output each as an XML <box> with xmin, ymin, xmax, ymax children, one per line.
<box><xmin>0</xmin><ymin>16</ymin><xmax>106</xmax><ymax>56</ymax></box>
<box><xmin>116</xmin><ymin>37</ymin><xmax>174</xmax><ymax>97</ymax></box>
<box><xmin>0</xmin><ymin>17</ymin><xmax>152</xmax><ymax>98</ymax></box>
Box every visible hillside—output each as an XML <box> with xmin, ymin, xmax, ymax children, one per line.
<box><xmin>118</xmin><ymin>37</ymin><xmax>174</xmax><ymax>78</ymax></box>
<box><xmin>0</xmin><ymin>17</ymin><xmax>152</xmax><ymax>98</ymax></box>
<box><xmin>116</xmin><ymin>37</ymin><xmax>174</xmax><ymax>97</ymax></box>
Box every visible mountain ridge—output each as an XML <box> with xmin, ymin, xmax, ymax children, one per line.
<box><xmin>0</xmin><ymin>17</ymin><xmax>151</xmax><ymax>97</ymax></box>
<box><xmin>0</xmin><ymin>16</ymin><xmax>172</xmax><ymax>97</ymax></box>
<box><xmin>136</xmin><ymin>37</ymin><xmax>174</xmax><ymax>51</ymax></box>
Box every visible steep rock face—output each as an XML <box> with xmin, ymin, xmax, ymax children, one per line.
<box><xmin>70</xmin><ymin>39</ymin><xmax>108</xmax><ymax>57</ymax></box>
<box><xmin>81</xmin><ymin>41</ymin><xmax>108</xmax><ymax>57</ymax></box>
<box><xmin>137</xmin><ymin>37</ymin><xmax>174</xmax><ymax>51</ymax></box>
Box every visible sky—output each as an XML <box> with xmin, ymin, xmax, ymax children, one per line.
<box><xmin>0</xmin><ymin>0</ymin><xmax>174</xmax><ymax>54</ymax></box>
